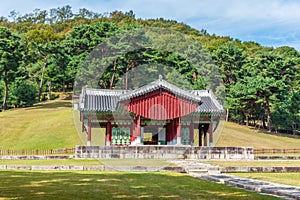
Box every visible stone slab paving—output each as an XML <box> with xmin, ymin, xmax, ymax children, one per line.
<box><xmin>168</xmin><ymin>160</ymin><xmax>300</xmax><ymax>200</ymax></box>
<box><xmin>200</xmin><ymin>174</ymin><xmax>300</xmax><ymax>200</ymax></box>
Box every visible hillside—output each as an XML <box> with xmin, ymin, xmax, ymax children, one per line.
<box><xmin>215</xmin><ymin>122</ymin><xmax>300</xmax><ymax>149</ymax></box>
<box><xmin>0</xmin><ymin>99</ymin><xmax>299</xmax><ymax>150</ymax></box>
<box><xmin>0</xmin><ymin>97</ymin><xmax>82</xmax><ymax>150</ymax></box>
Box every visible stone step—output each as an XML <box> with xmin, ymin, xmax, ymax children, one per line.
<box><xmin>188</xmin><ymin>169</ymin><xmax>209</xmax><ymax>174</ymax></box>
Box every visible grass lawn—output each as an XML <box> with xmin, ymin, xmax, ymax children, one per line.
<box><xmin>216</xmin><ymin>122</ymin><xmax>300</xmax><ymax>149</ymax></box>
<box><xmin>231</xmin><ymin>173</ymin><xmax>300</xmax><ymax>187</ymax></box>
<box><xmin>204</xmin><ymin>160</ymin><xmax>300</xmax><ymax>167</ymax></box>
<box><xmin>0</xmin><ymin>99</ymin><xmax>83</xmax><ymax>150</ymax></box>
<box><xmin>0</xmin><ymin>171</ymin><xmax>280</xmax><ymax>200</ymax></box>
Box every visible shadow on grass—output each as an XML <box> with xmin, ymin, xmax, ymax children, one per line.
<box><xmin>26</xmin><ymin>101</ymin><xmax>72</xmax><ymax>110</ymax></box>
<box><xmin>227</xmin><ymin>122</ymin><xmax>300</xmax><ymax>139</ymax></box>
<box><xmin>0</xmin><ymin>171</ymin><xmax>279</xmax><ymax>200</ymax></box>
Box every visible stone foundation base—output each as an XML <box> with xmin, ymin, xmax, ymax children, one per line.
<box><xmin>75</xmin><ymin>146</ymin><xmax>254</xmax><ymax>160</ymax></box>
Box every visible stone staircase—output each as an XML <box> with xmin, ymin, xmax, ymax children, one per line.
<box><xmin>168</xmin><ymin>160</ymin><xmax>221</xmax><ymax>175</ymax></box>
<box><xmin>169</xmin><ymin>159</ymin><xmax>300</xmax><ymax>200</ymax></box>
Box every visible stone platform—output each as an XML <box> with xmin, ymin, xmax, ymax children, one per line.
<box><xmin>75</xmin><ymin>146</ymin><xmax>254</xmax><ymax>160</ymax></box>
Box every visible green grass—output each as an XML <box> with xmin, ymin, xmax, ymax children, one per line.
<box><xmin>0</xmin><ymin>99</ymin><xmax>82</xmax><ymax>150</ymax></box>
<box><xmin>1</xmin><ymin>99</ymin><xmax>299</xmax><ymax>150</ymax></box>
<box><xmin>216</xmin><ymin>122</ymin><xmax>300</xmax><ymax>149</ymax></box>
<box><xmin>231</xmin><ymin>173</ymin><xmax>300</xmax><ymax>187</ymax></box>
<box><xmin>0</xmin><ymin>171</ymin><xmax>279</xmax><ymax>200</ymax></box>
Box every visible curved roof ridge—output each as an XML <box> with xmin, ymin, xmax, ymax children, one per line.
<box><xmin>85</xmin><ymin>88</ymin><xmax>128</xmax><ymax>96</ymax></box>
<box><xmin>119</xmin><ymin>78</ymin><xmax>202</xmax><ymax>102</ymax></box>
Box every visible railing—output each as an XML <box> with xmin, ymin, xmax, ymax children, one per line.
<box><xmin>254</xmin><ymin>148</ymin><xmax>300</xmax><ymax>155</ymax></box>
<box><xmin>0</xmin><ymin>148</ymin><xmax>75</xmax><ymax>156</ymax></box>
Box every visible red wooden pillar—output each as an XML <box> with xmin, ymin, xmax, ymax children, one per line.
<box><xmin>136</xmin><ymin>115</ymin><xmax>141</xmax><ymax>141</ymax></box>
<box><xmin>106</xmin><ymin>121</ymin><xmax>112</xmax><ymax>146</ymax></box>
<box><xmin>132</xmin><ymin>115</ymin><xmax>141</xmax><ymax>144</ymax></box>
<box><xmin>130</xmin><ymin>122</ymin><xmax>134</xmax><ymax>143</ymax></box>
<box><xmin>87</xmin><ymin>120</ymin><xmax>91</xmax><ymax>146</ymax></box>
<box><xmin>175</xmin><ymin>117</ymin><xmax>181</xmax><ymax>145</ymax></box>
<box><xmin>198</xmin><ymin>124</ymin><xmax>203</xmax><ymax>147</ymax></box>
<box><xmin>166</xmin><ymin>122</ymin><xmax>170</xmax><ymax>144</ymax></box>
<box><xmin>189</xmin><ymin>122</ymin><xmax>194</xmax><ymax>146</ymax></box>
<box><xmin>170</xmin><ymin>119</ymin><xmax>174</xmax><ymax>144</ymax></box>
<box><xmin>209</xmin><ymin>120</ymin><xmax>213</xmax><ymax>147</ymax></box>
<box><xmin>203</xmin><ymin>124</ymin><xmax>208</xmax><ymax>146</ymax></box>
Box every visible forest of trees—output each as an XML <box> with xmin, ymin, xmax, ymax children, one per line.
<box><xmin>0</xmin><ymin>6</ymin><xmax>299</xmax><ymax>134</ymax></box>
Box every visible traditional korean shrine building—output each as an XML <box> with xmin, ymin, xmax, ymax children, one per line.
<box><xmin>78</xmin><ymin>76</ymin><xmax>224</xmax><ymax>147</ymax></box>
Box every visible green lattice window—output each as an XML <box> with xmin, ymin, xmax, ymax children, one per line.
<box><xmin>112</xmin><ymin>127</ymin><xmax>130</xmax><ymax>145</ymax></box>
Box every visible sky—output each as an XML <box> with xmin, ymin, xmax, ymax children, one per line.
<box><xmin>1</xmin><ymin>0</ymin><xmax>300</xmax><ymax>51</ymax></box>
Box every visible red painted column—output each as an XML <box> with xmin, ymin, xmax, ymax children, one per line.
<box><xmin>166</xmin><ymin>122</ymin><xmax>170</xmax><ymax>144</ymax></box>
<box><xmin>106</xmin><ymin>121</ymin><xmax>112</xmax><ymax>146</ymax></box>
<box><xmin>87</xmin><ymin>120</ymin><xmax>91</xmax><ymax>146</ymax></box>
<box><xmin>136</xmin><ymin>115</ymin><xmax>141</xmax><ymax>141</ymax></box>
<box><xmin>167</xmin><ymin>95</ymin><xmax>171</xmax><ymax>119</ymax></box>
<box><xmin>189</xmin><ymin>122</ymin><xmax>194</xmax><ymax>146</ymax></box>
<box><xmin>132</xmin><ymin>115</ymin><xmax>141</xmax><ymax>145</ymax></box>
<box><xmin>130</xmin><ymin>121</ymin><xmax>134</xmax><ymax>143</ymax></box>
<box><xmin>168</xmin><ymin>120</ymin><xmax>172</xmax><ymax>144</ymax></box>
<box><xmin>209</xmin><ymin>119</ymin><xmax>213</xmax><ymax>147</ymax></box>
<box><xmin>199</xmin><ymin>124</ymin><xmax>203</xmax><ymax>147</ymax></box>
<box><xmin>203</xmin><ymin>124</ymin><xmax>208</xmax><ymax>146</ymax></box>
<box><xmin>175</xmin><ymin>117</ymin><xmax>181</xmax><ymax>145</ymax></box>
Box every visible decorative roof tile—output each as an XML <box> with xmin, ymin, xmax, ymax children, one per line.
<box><xmin>79</xmin><ymin>79</ymin><xmax>224</xmax><ymax>114</ymax></box>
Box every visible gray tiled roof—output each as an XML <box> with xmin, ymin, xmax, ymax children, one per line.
<box><xmin>190</xmin><ymin>90</ymin><xmax>224</xmax><ymax>113</ymax></box>
<box><xmin>119</xmin><ymin>78</ymin><xmax>202</xmax><ymax>103</ymax></box>
<box><xmin>79</xmin><ymin>88</ymin><xmax>126</xmax><ymax>112</ymax></box>
<box><xmin>79</xmin><ymin>80</ymin><xmax>224</xmax><ymax>114</ymax></box>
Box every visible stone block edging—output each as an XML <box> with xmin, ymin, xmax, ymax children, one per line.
<box><xmin>0</xmin><ymin>156</ymin><xmax>72</xmax><ymax>160</ymax></box>
<box><xmin>222</xmin><ymin>166</ymin><xmax>300</xmax><ymax>173</ymax></box>
<box><xmin>0</xmin><ymin>165</ymin><xmax>185</xmax><ymax>172</ymax></box>
<box><xmin>255</xmin><ymin>156</ymin><xmax>300</xmax><ymax>160</ymax></box>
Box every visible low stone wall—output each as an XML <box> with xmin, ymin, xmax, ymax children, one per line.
<box><xmin>0</xmin><ymin>165</ymin><xmax>185</xmax><ymax>172</ymax></box>
<box><xmin>222</xmin><ymin>166</ymin><xmax>300</xmax><ymax>173</ymax></box>
<box><xmin>255</xmin><ymin>156</ymin><xmax>300</xmax><ymax>160</ymax></box>
<box><xmin>75</xmin><ymin>146</ymin><xmax>254</xmax><ymax>160</ymax></box>
<box><xmin>0</xmin><ymin>155</ymin><xmax>72</xmax><ymax>160</ymax></box>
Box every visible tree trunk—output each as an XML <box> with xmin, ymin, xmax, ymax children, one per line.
<box><xmin>110</xmin><ymin>74</ymin><xmax>115</xmax><ymax>89</ymax></box>
<box><xmin>246</xmin><ymin>116</ymin><xmax>249</xmax><ymax>126</ymax></box>
<box><xmin>266</xmin><ymin>101</ymin><xmax>271</xmax><ymax>132</ymax></box>
<box><xmin>2</xmin><ymin>79</ymin><xmax>8</xmax><ymax>111</ymax></box>
<box><xmin>38</xmin><ymin>57</ymin><xmax>47</xmax><ymax>102</ymax></box>
<box><xmin>62</xmin><ymin>81</ymin><xmax>66</xmax><ymax>93</ymax></box>
<box><xmin>262</xmin><ymin>117</ymin><xmax>266</xmax><ymax>129</ymax></box>
<box><xmin>109</xmin><ymin>58</ymin><xmax>117</xmax><ymax>89</ymax></box>
<box><xmin>47</xmin><ymin>81</ymin><xmax>52</xmax><ymax>100</ymax></box>
<box><xmin>225</xmin><ymin>108</ymin><xmax>229</xmax><ymax>121</ymax></box>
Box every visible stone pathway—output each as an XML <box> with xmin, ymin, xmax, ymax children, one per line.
<box><xmin>168</xmin><ymin>160</ymin><xmax>300</xmax><ymax>200</ymax></box>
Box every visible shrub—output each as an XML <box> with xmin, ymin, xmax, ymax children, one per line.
<box><xmin>9</xmin><ymin>81</ymin><xmax>37</xmax><ymax>107</ymax></box>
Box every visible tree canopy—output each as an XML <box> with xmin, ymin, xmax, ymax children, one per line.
<box><xmin>0</xmin><ymin>6</ymin><xmax>299</xmax><ymax>134</ymax></box>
